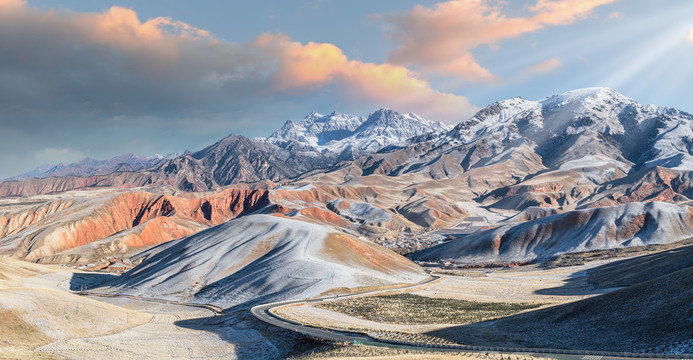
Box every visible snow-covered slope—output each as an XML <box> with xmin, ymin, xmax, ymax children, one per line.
<box><xmin>103</xmin><ymin>214</ymin><xmax>427</xmax><ymax>308</ymax></box>
<box><xmin>265</xmin><ymin>108</ymin><xmax>451</xmax><ymax>155</ymax></box>
<box><xmin>444</xmin><ymin>87</ymin><xmax>693</xmax><ymax>171</ymax></box>
<box><xmin>411</xmin><ymin>201</ymin><xmax>693</xmax><ymax>264</ymax></box>
<box><xmin>351</xmin><ymin>108</ymin><xmax>451</xmax><ymax>152</ymax></box>
<box><xmin>266</xmin><ymin>111</ymin><xmax>365</xmax><ymax>148</ymax></box>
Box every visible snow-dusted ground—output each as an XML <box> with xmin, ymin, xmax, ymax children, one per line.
<box><xmin>454</xmin><ymin>201</ymin><xmax>515</xmax><ymax>225</ymax></box>
<box><xmin>38</xmin><ymin>299</ymin><xmax>278</xmax><ymax>360</ymax></box>
<box><xmin>274</xmin><ymin>302</ymin><xmax>451</xmax><ymax>334</ymax></box>
<box><xmin>103</xmin><ymin>214</ymin><xmax>427</xmax><ymax>308</ymax></box>
<box><xmin>328</xmin><ymin>199</ymin><xmax>393</xmax><ymax>225</ymax></box>
<box><xmin>415</xmin><ymin>201</ymin><xmax>693</xmax><ymax>264</ymax></box>
<box><xmin>275</xmin><ymin>260</ymin><xmax>619</xmax><ymax>340</ymax></box>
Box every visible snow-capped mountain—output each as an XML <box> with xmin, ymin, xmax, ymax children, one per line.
<box><xmin>5</xmin><ymin>153</ymin><xmax>178</xmax><ymax>181</ymax></box>
<box><xmin>445</xmin><ymin>87</ymin><xmax>693</xmax><ymax>171</ymax></box>
<box><xmin>5</xmin><ymin>89</ymin><xmax>693</xmax><ymax>202</ymax></box>
<box><xmin>1</xmin><ymin>107</ymin><xmax>451</xmax><ymax>189</ymax></box>
<box><xmin>265</xmin><ymin>108</ymin><xmax>451</xmax><ymax>154</ymax></box>
<box><xmin>350</xmin><ymin>108</ymin><xmax>451</xmax><ymax>152</ymax></box>
<box><xmin>266</xmin><ymin>111</ymin><xmax>366</xmax><ymax>148</ymax></box>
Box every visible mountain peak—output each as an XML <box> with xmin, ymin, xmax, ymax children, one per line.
<box><xmin>540</xmin><ymin>87</ymin><xmax>631</xmax><ymax>107</ymax></box>
<box><xmin>265</xmin><ymin>108</ymin><xmax>449</xmax><ymax>155</ymax></box>
<box><xmin>305</xmin><ymin>111</ymin><xmax>323</xmax><ymax>120</ymax></box>
<box><xmin>354</xmin><ymin>109</ymin><xmax>450</xmax><ymax>147</ymax></box>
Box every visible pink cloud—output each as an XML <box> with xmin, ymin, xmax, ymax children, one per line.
<box><xmin>521</xmin><ymin>58</ymin><xmax>563</xmax><ymax>75</ymax></box>
<box><xmin>530</xmin><ymin>0</ymin><xmax>615</xmax><ymax>25</ymax></box>
<box><xmin>252</xmin><ymin>34</ymin><xmax>478</xmax><ymax>121</ymax></box>
<box><xmin>0</xmin><ymin>0</ymin><xmax>24</xmax><ymax>9</ymax></box>
<box><xmin>383</xmin><ymin>0</ymin><xmax>615</xmax><ymax>82</ymax></box>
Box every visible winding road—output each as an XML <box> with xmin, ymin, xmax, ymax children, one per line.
<box><xmin>250</xmin><ymin>275</ymin><xmax>690</xmax><ymax>360</ymax></box>
<box><xmin>251</xmin><ymin>275</ymin><xmax>441</xmax><ymax>344</ymax></box>
<box><xmin>73</xmin><ymin>276</ymin><xmax>690</xmax><ymax>359</ymax></box>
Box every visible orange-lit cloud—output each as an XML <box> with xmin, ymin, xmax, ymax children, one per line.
<box><xmin>253</xmin><ymin>34</ymin><xmax>347</xmax><ymax>91</ymax></box>
<box><xmin>607</xmin><ymin>12</ymin><xmax>621</xmax><ymax>19</ymax></box>
<box><xmin>0</xmin><ymin>1</ymin><xmax>476</xmax><ymax>127</ymax></box>
<box><xmin>383</xmin><ymin>0</ymin><xmax>615</xmax><ymax>82</ymax></box>
<box><xmin>688</xmin><ymin>29</ymin><xmax>693</xmax><ymax>42</ymax></box>
<box><xmin>0</xmin><ymin>0</ymin><xmax>24</xmax><ymax>9</ymax></box>
<box><xmin>521</xmin><ymin>58</ymin><xmax>563</xmax><ymax>75</ymax></box>
<box><xmin>530</xmin><ymin>0</ymin><xmax>615</xmax><ymax>25</ymax></box>
<box><xmin>252</xmin><ymin>34</ymin><xmax>477</xmax><ymax>121</ymax></box>
<box><xmin>444</xmin><ymin>53</ymin><xmax>500</xmax><ymax>84</ymax></box>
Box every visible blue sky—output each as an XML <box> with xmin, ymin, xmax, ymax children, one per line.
<box><xmin>1</xmin><ymin>0</ymin><xmax>692</xmax><ymax>178</ymax></box>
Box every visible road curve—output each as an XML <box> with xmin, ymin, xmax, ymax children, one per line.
<box><xmin>251</xmin><ymin>276</ymin><xmax>440</xmax><ymax>344</ymax></box>
<box><xmin>73</xmin><ymin>276</ymin><xmax>689</xmax><ymax>359</ymax></box>
<box><xmin>250</xmin><ymin>276</ymin><xmax>691</xmax><ymax>360</ymax></box>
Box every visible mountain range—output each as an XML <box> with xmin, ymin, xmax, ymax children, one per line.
<box><xmin>4</xmin><ymin>153</ymin><xmax>178</xmax><ymax>182</ymax></box>
<box><xmin>3</xmin><ymin>87</ymin><xmax>693</xmax><ymax>267</ymax></box>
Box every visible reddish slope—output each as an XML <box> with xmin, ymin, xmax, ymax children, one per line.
<box><xmin>0</xmin><ymin>188</ymin><xmax>272</xmax><ymax>263</ymax></box>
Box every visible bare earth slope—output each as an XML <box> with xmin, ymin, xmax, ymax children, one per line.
<box><xmin>5</xmin><ymin>87</ymin><xmax>693</xmax><ymax>273</ymax></box>
<box><xmin>411</xmin><ymin>201</ymin><xmax>693</xmax><ymax>264</ymax></box>
<box><xmin>585</xmin><ymin>243</ymin><xmax>693</xmax><ymax>289</ymax></box>
<box><xmin>102</xmin><ymin>214</ymin><xmax>428</xmax><ymax>308</ymax></box>
<box><xmin>0</xmin><ymin>188</ymin><xmax>273</xmax><ymax>264</ymax></box>
<box><xmin>0</xmin><ymin>258</ymin><xmax>150</xmax><ymax>358</ymax></box>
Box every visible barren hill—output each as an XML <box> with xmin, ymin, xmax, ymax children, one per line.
<box><xmin>101</xmin><ymin>214</ymin><xmax>428</xmax><ymax>308</ymax></box>
<box><xmin>411</xmin><ymin>201</ymin><xmax>693</xmax><ymax>264</ymax></box>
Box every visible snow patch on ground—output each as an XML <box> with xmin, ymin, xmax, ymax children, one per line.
<box><xmin>327</xmin><ymin>199</ymin><xmax>392</xmax><ymax>225</ymax></box>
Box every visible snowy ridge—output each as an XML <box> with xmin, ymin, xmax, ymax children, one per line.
<box><xmin>267</xmin><ymin>111</ymin><xmax>365</xmax><ymax>148</ymax></box>
<box><xmin>443</xmin><ymin>87</ymin><xmax>693</xmax><ymax>171</ymax></box>
<box><xmin>413</xmin><ymin>201</ymin><xmax>693</xmax><ymax>264</ymax></box>
<box><xmin>265</xmin><ymin>108</ymin><xmax>451</xmax><ymax>154</ymax></box>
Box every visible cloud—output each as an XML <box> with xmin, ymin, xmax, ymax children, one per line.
<box><xmin>521</xmin><ymin>57</ymin><xmax>563</xmax><ymax>75</ymax></box>
<box><xmin>0</xmin><ymin>2</ymin><xmax>479</xmax><ymax>178</ymax></box>
<box><xmin>382</xmin><ymin>0</ymin><xmax>615</xmax><ymax>82</ymax></box>
<box><xmin>252</xmin><ymin>34</ymin><xmax>477</xmax><ymax>121</ymax></box>
<box><xmin>34</xmin><ymin>147</ymin><xmax>85</xmax><ymax>163</ymax></box>
<box><xmin>688</xmin><ymin>29</ymin><xmax>693</xmax><ymax>42</ymax></box>
<box><xmin>21</xmin><ymin>147</ymin><xmax>87</xmax><ymax>174</ymax></box>
<box><xmin>0</xmin><ymin>2</ymin><xmax>474</xmax><ymax>122</ymax></box>
<box><xmin>607</xmin><ymin>12</ymin><xmax>621</xmax><ymax>19</ymax></box>
<box><xmin>304</xmin><ymin>0</ymin><xmax>324</xmax><ymax>11</ymax></box>
<box><xmin>0</xmin><ymin>0</ymin><xmax>24</xmax><ymax>10</ymax></box>
<box><xmin>530</xmin><ymin>0</ymin><xmax>615</xmax><ymax>25</ymax></box>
